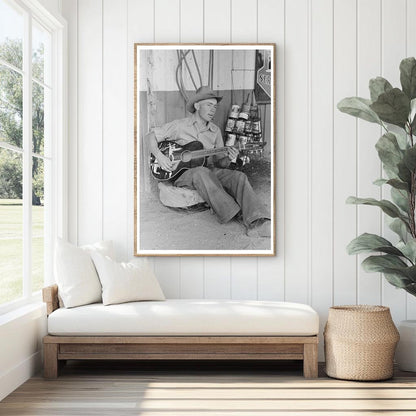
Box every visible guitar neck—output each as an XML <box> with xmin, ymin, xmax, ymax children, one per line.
<box><xmin>187</xmin><ymin>143</ymin><xmax>264</xmax><ymax>160</ymax></box>
<box><xmin>188</xmin><ymin>147</ymin><xmax>229</xmax><ymax>159</ymax></box>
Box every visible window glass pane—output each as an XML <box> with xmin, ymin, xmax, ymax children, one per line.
<box><xmin>32</xmin><ymin>156</ymin><xmax>43</xmax><ymax>293</ymax></box>
<box><xmin>32</xmin><ymin>81</ymin><xmax>45</xmax><ymax>155</ymax></box>
<box><xmin>0</xmin><ymin>147</ymin><xmax>23</xmax><ymax>305</ymax></box>
<box><xmin>32</xmin><ymin>20</ymin><xmax>51</xmax><ymax>85</ymax></box>
<box><xmin>0</xmin><ymin>65</ymin><xmax>23</xmax><ymax>148</ymax></box>
<box><xmin>0</xmin><ymin>0</ymin><xmax>24</xmax><ymax>70</ymax></box>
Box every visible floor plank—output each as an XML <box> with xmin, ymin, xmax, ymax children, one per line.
<box><xmin>1</xmin><ymin>361</ymin><xmax>416</xmax><ymax>415</ymax></box>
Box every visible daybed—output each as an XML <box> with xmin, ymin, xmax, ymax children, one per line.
<box><xmin>42</xmin><ymin>285</ymin><xmax>320</xmax><ymax>379</ymax></box>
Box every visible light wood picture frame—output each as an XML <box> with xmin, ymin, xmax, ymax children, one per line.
<box><xmin>134</xmin><ymin>44</ymin><xmax>276</xmax><ymax>256</ymax></box>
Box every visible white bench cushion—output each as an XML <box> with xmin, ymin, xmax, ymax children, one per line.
<box><xmin>47</xmin><ymin>299</ymin><xmax>319</xmax><ymax>336</ymax></box>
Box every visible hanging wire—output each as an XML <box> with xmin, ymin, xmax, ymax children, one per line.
<box><xmin>176</xmin><ymin>50</ymin><xmax>191</xmax><ymax>101</ymax></box>
<box><xmin>176</xmin><ymin>51</ymin><xmax>189</xmax><ymax>97</ymax></box>
<box><xmin>175</xmin><ymin>49</ymin><xmax>206</xmax><ymax>108</ymax></box>
<box><xmin>191</xmin><ymin>49</ymin><xmax>203</xmax><ymax>87</ymax></box>
<box><xmin>178</xmin><ymin>60</ymin><xmax>188</xmax><ymax>101</ymax></box>
<box><xmin>209</xmin><ymin>50</ymin><xmax>214</xmax><ymax>89</ymax></box>
<box><xmin>180</xmin><ymin>50</ymin><xmax>198</xmax><ymax>90</ymax></box>
<box><xmin>207</xmin><ymin>54</ymin><xmax>211</xmax><ymax>89</ymax></box>
<box><xmin>231</xmin><ymin>50</ymin><xmax>234</xmax><ymax>105</ymax></box>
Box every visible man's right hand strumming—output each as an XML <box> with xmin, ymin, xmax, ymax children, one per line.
<box><xmin>147</xmin><ymin>130</ymin><xmax>175</xmax><ymax>172</ymax></box>
<box><xmin>156</xmin><ymin>153</ymin><xmax>175</xmax><ymax>172</ymax></box>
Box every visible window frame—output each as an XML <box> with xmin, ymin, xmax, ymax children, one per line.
<box><xmin>0</xmin><ymin>0</ymin><xmax>67</xmax><ymax>315</ymax></box>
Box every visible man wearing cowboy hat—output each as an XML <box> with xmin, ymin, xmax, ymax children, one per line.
<box><xmin>147</xmin><ymin>86</ymin><xmax>270</xmax><ymax>237</ymax></box>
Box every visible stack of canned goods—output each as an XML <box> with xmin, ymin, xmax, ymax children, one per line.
<box><xmin>224</xmin><ymin>92</ymin><xmax>264</xmax><ymax>163</ymax></box>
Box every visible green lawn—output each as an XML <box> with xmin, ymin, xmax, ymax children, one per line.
<box><xmin>0</xmin><ymin>199</ymin><xmax>44</xmax><ymax>305</ymax></box>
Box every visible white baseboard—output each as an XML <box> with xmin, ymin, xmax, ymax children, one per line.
<box><xmin>0</xmin><ymin>351</ymin><xmax>42</xmax><ymax>401</ymax></box>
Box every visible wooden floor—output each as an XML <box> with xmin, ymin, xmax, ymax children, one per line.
<box><xmin>1</xmin><ymin>360</ymin><xmax>416</xmax><ymax>415</ymax></box>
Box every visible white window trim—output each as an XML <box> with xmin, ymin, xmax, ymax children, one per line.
<box><xmin>0</xmin><ymin>0</ymin><xmax>67</xmax><ymax>315</ymax></box>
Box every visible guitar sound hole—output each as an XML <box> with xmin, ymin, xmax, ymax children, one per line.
<box><xmin>181</xmin><ymin>151</ymin><xmax>192</xmax><ymax>163</ymax></box>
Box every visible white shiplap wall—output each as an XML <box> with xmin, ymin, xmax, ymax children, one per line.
<box><xmin>61</xmin><ymin>0</ymin><xmax>416</xmax><ymax>356</ymax></box>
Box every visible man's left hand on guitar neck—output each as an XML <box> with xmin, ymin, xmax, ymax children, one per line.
<box><xmin>215</xmin><ymin>146</ymin><xmax>240</xmax><ymax>168</ymax></box>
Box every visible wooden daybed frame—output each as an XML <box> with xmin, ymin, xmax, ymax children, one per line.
<box><xmin>42</xmin><ymin>285</ymin><xmax>319</xmax><ymax>379</ymax></box>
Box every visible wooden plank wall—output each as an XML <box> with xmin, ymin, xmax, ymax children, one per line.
<box><xmin>62</xmin><ymin>0</ymin><xmax>416</xmax><ymax>359</ymax></box>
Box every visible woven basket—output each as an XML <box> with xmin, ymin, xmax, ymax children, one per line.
<box><xmin>324</xmin><ymin>305</ymin><xmax>399</xmax><ymax>381</ymax></box>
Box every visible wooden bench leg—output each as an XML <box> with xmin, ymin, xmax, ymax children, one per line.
<box><xmin>44</xmin><ymin>343</ymin><xmax>59</xmax><ymax>379</ymax></box>
<box><xmin>303</xmin><ymin>343</ymin><xmax>318</xmax><ymax>379</ymax></box>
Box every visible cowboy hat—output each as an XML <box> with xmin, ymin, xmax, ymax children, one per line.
<box><xmin>186</xmin><ymin>86</ymin><xmax>223</xmax><ymax>113</ymax></box>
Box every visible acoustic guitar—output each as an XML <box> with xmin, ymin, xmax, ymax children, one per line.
<box><xmin>149</xmin><ymin>141</ymin><xmax>227</xmax><ymax>181</ymax></box>
<box><xmin>150</xmin><ymin>140</ymin><xmax>266</xmax><ymax>181</ymax></box>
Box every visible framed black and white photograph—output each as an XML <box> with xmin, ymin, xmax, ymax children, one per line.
<box><xmin>134</xmin><ymin>44</ymin><xmax>275</xmax><ymax>256</ymax></box>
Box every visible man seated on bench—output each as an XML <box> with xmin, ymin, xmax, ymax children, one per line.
<box><xmin>146</xmin><ymin>86</ymin><xmax>271</xmax><ymax>238</ymax></box>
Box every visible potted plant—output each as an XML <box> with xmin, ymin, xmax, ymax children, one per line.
<box><xmin>337</xmin><ymin>57</ymin><xmax>416</xmax><ymax>371</ymax></box>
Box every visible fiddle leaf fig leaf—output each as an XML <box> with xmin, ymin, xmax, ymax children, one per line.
<box><xmin>362</xmin><ymin>254</ymin><xmax>408</xmax><ymax>272</ymax></box>
<box><xmin>375</xmin><ymin>132</ymin><xmax>404</xmax><ymax>173</ymax></box>
<box><xmin>411</xmin><ymin>98</ymin><xmax>416</xmax><ymax>135</ymax></box>
<box><xmin>411</xmin><ymin>99</ymin><xmax>416</xmax><ymax>132</ymax></box>
<box><xmin>346</xmin><ymin>196</ymin><xmax>406</xmax><ymax>220</ymax></box>
<box><xmin>403</xmin><ymin>265</ymin><xmax>416</xmax><ymax>282</ymax></box>
<box><xmin>404</xmin><ymin>283</ymin><xmax>416</xmax><ymax>296</ymax></box>
<box><xmin>386</xmin><ymin>179</ymin><xmax>410</xmax><ymax>191</ymax></box>
<box><xmin>383</xmin><ymin>271</ymin><xmax>412</xmax><ymax>288</ymax></box>
<box><xmin>373</xmin><ymin>177</ymin><xmax>409</xmax><ymax>191</ymax></box>
<box><xmin>389</xmin><ymin>217</ymin><xmax>410</xmax><ymax>242</ymax></box>
<box><xmin>403</xmin><ymin>146</ymin><xmax>416</xmax><ymax>172</ymax></box>
<box><xmin>391</xmin><ymin>187</ymin><xmax>410</xmax><ymax>214</ymax></box>
<box><xmin>369</xmin><ymin>77</ymin><xmax>393</xmax><ymax>102</ymax></box>
<box><xmin>337</xmin><ymin>97</ymin><xmax>383</xmax><ymax>125</ymax></box>
<box><xmin>384</xmin><ymin>166</ymin><xmax>400</xmax><ymax>180</ymax></box>
<box><xmin>370</xmin><ymin>88</ymin><xmax>410</xmax><ymax>128</ymax></box>
<box><xmin>397</xmin><ymin>240</ymin><xmax>416</xmax><ymax>264</ymax></box>
<box><xmin>373</xmin><ymin>178</ymin><xmax>388</xmax><ymax>186</ymax></box>
<box><xmin>400</xmin><ymin>57</ymin><xmax>416</xmax><ymax>100</ymax></box>
<box><xmin>397</xmin><ymin>161</ymin><xmax>412</xmax><ymax>185</ymax></box>
<box><xmin>394</xmin><ymin>130</ymin><xmax>410</xmax><ymax>150</ymax></box>
<box><xmin>410</xmin><ymin>98</ymin><xmax>416</xmax><ymax>124</ymax></box>
<box><xmin>361</xmin><ymin>255</ymin><xmax>416</xmax><ymax>287</ymax></box>
<box><xmin>347</xmin><ymin>233</ymin><xmax>403</xmax><ymax>256</ymax></box>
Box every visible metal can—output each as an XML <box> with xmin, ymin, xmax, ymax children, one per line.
<box><xmin>236</xmin><ymin>119</ymin><xmax>245</xmax><ymax>134</ymax></box>
<box><xmin>239</xmin><ymin>135</ymin><xmax>247</xmax><ymax>149</ymax></box>
<box><xmin>225</xmin><ymin>133</ymin><xmax>236</xmax><ymax>147</ymax></box>
<box><xmin>244</xmin><ymin>120</ymin><xmax>252</xmax><ymax>133</ymax></box>
<box><xmin>225</xmin><ymin>117</ymin><xmax>236</xmax><ymax>132</ymax></box>
<box><xmin>252</xmin><ymin>120</ymin><xmax>262</xmax><ymax>134</ymax></box>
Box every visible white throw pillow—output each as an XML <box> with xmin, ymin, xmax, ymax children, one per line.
<box><xmin>81</xmin><ymin>240</ymin><xmax>115</xmax><ymax>259</ymax></box>
<box><xmin>54</xmin><ymin>239</ymin><xmax>114</xmax><ymax>308</ymax></box>
<box><xmin>90</xmin><ymin>252</ymin><xmax>165</xmax><ymax>306</ymax></box>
